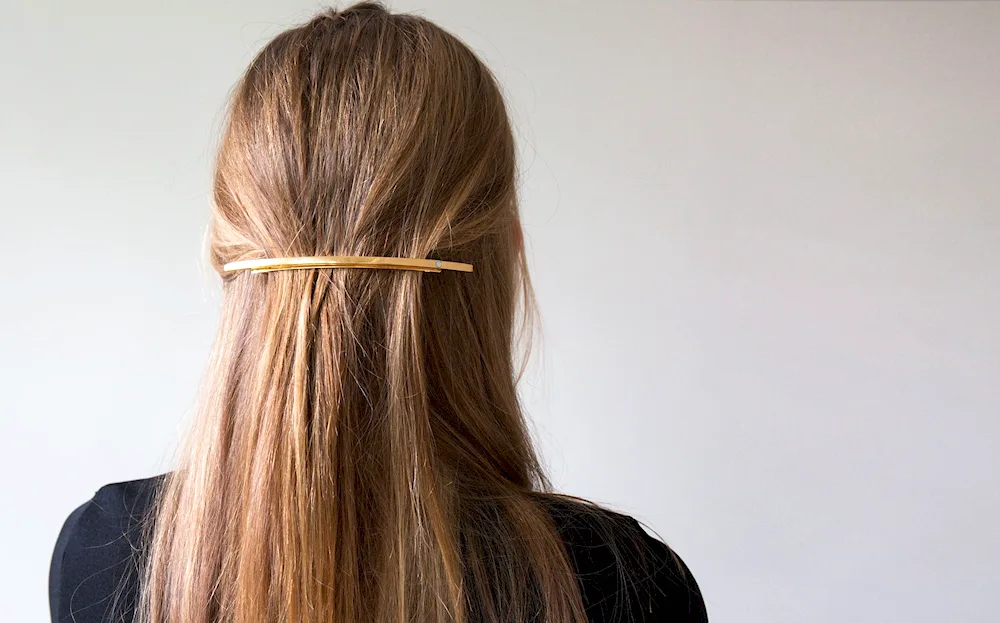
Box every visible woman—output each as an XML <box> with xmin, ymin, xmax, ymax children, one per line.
<box><xmin>48</xmin><ymin>4</ymin><xmax>707</xmax><ymax>623</ymax></box>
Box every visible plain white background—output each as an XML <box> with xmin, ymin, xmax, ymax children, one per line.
<box><xmin>2</xmin><ymin>1</ymin><xmax>998</xmax><ymax>621</ymax></box>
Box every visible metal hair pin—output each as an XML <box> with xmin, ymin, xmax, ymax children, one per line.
<box><xmin>222</xmin><ymin>256</ymin><xmax>474</xmax><ymax>274</ymax></box>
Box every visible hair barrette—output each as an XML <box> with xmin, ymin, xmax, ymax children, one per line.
<box><xmin>222</xmin><ymin>256</ymin><xmax>474</xmax><ymax>274</ymax></box>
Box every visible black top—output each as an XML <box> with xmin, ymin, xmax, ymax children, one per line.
<box><xmin>50</xmin><ymin>476</ymin><xmax>708</xmax><ymax>623</ymax></box>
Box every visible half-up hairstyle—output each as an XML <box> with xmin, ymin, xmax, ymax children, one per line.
<box><xmin>140</xmin><ymin>3</ymin><xmax>591</xmax><ymax>623</ymax></box>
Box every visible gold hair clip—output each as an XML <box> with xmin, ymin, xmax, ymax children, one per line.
<box><xmin>222</xmin><ymin>256</ymin><xmax>474</xmax><ymax>274</ymax></box>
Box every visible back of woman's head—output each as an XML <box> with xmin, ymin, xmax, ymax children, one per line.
<box><xmin>143</xmin><ymin>4</ymin><xmax>588</xmax><ymax>623</ymax></box>
<box><xmin>212</xmin><ymin>1</ymin><xmax>522</xmax><ymax>307</ymax></box>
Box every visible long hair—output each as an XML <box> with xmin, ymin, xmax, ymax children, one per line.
<box><xmin>140</xmin><ymin>4</ymin><xmax>590</xmax><ymax>622</ymax></box>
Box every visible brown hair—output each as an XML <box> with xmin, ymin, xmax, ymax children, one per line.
<box><xmin>141</xmin><ymin>3</ymin><xmax>593</xmax><ymax>623</ymax></box>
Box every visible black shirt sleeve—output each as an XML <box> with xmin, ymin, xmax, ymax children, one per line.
<box><xmin>547</xmin><ymin>496</ymin><xmax>709</xmax><ymax>623</ymax></box>
<box><xmin>630</xmin><ymin>518</ymin><xmax>708</xmax><ymax>622</ymax></box>
<box><xmin>48</xmin><ymin>478</ymin><xmax>160</xmax><ymax>623</ymax></box>
<box><xmin>49</xmin><ymin>501</ymin><xmax>90</xmax><ymax>621</ymax></box>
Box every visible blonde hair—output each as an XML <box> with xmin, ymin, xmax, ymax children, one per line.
<box><xmin>141</xmin><ymin>4</ymin><xmax>591</xmax><ymax>622</ymax></box>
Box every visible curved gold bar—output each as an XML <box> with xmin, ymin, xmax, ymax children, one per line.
<box><xmin>222</xmin><ymin>256</ymin><xmax>474</xmax><ymax>274</ymax></box>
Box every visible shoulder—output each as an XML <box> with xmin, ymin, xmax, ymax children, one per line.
<box><xmin>49</xmin><ymin>475</ymin><xmax>165</xmax><ymax>623</ymax></box>
<box><xmin>539</xmin><ymin>495</ymin><xmax>709</xmax><ymax>623</ymax></box>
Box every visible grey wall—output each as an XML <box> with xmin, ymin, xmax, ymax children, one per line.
<box><xmin>2</xmin><ymin>1</ymin><xmax>998</xmax><ymax>621</ymax></box>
